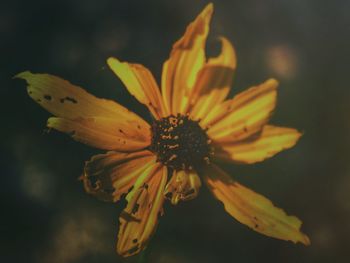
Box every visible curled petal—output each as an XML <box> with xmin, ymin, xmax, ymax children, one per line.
<box><xmin>190</xmin><ymin>37</ymin><xmax>237</xmax><ymax>120</ymax></box>
<box><xmin>164</xmin><ymin>169</ymin><xmax>201</xmax><ymax>205</ymax></box>
<box><xmin>203</xmin><ymin>78</ymin><xmax>278</xmax><ymax>141</ymax></box>
<box><xmin>117</xmin><ymin>164</ymin><xmax>167</xmax><ymax>257</ymax></box>
<box><xmin>204</xmin><ymin>164</ymin><xmax>310</xmax><ymax>245</ymax></box>
<box><xmin>214</xmin><ymin>125</ymin><xmax>302</xmax><ymax>164</ymax></box>
<box><xmin>47</xmin><ymin>116</ymin><xmax>150</xmax><ymax>151</ymax></box>
<box><xmin>15</xmin><ymin>71</ymin><xmax>148</xmax><ymax>127</ymax></box>
<box><xmin>82</xmin><ymin>151</ymin><xmax>155</xmax><ymax>202</ymax></box>
<box><xmin>162</xmin><ymin>3</ymin><xmax>213</xmax><ymax>114</ymax></box>
<box><xmin>107</xmin><ymin>58</ymin><xmax>167</xmax><ymax>119</ymax></box>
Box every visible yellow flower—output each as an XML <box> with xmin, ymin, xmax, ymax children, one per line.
<box><xmin>16</xmin><ymin>3</ymin><xmax>310</xmax><ymax>257</ymax></box>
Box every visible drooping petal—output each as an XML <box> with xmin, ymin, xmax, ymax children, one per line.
<box><xmin>107</xmin><ymin>58</ymin><xmax>167</xmax><ymax>119</ymax></box>
<box><xmin>15</xmin><ymin>71</ymin><xmax>149</xmax><ymax>127</ymax></box>
<box><xmin>214</xmin><ymin>125</ymin><xmax>302</xmax><ymax>164</ymax></box>
<box><xmin>161</xmin><ymin>3</ymin><xmax>213</xmax><ymax>115</ymax></box>
<box><xmin>204</xmin><ymin>164</ymin><xmax>310</xmax><ymax>245</ymax></box>
<box><xmin>82</xmin><ymin>150</ymin><xmax>155</xmax><ymax>202</ymax></box>
<box><xmin>117</xmin><ymin>163</ymin><xmax>167</xmax><ymax>257</ymax></box>
<box><xmin>164</xmin><ymin>169</ymin><xmax>201</xmax><ymax>205</ymax></box>
<box><xmin>203</xmin><ymin>79</ymin><xmax>278</xmax><ymax>141</ymax></box>
<box><xmin>189</xmin><ymin>37</ymin><xmax>237</xmax><ymax>120</ymax></box>
<box><xmin>47</xmin><ymin>116</ymin><xmax>151</xmax><ymax>151</ymax></box>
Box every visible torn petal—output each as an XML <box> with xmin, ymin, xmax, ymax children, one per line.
<box><xmin>117</xmin><ymin>164</ymin><xmax>167</xmax><ymax>257</ymax></box>
<box><xmin>164</xmin><ymin>169</ymin><xmax>201</xmax><ymax>205</ymax></box>
<box><xmin>161</xmin><ymin>3</ymin><xmax>213</xmax><ymax>115</ymax></box>
<box><xmin>204</xmin><ymin>164</ymin><xmax>310</xmax><ymax>245</ymax></box>
<box><xmin>189</xmin><ymin>37</ymin><xmax>237</xmax><ymax>120</ymax></box>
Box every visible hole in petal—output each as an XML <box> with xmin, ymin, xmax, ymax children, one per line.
<box><xmin>60</xmin><ymin>96</ymin><xmax>77</xmax><ymax>104</ymax></box>
<box><xmin>44</xmin><ymin>95</ymin><xmax>52</xmax><ymax>101</ymax></box>
<box><xmin>132</xmin><ymin>203</ymin><xmax>140</xmax><ymax>214</ymax></box>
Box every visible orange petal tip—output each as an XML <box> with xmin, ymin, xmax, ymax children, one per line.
<box><xmin>266</xmin><ymin>78</ymin><xmax>279</xmax><ymax>87</ymax></box>
<box><xmin>302</xmin><ymin>234</ymin><xmax>311</xmax><ymax>246</ymax></box>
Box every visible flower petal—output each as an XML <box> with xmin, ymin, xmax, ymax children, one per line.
<box><xmin>82</xmin><ymin>151</ymin><xmax>155</xmax><ymax>202</ymax></box>
<box><xmin>47</xmin><ymin>116</ymin><xmax>151</xmax><ymax>151</ymax></box>
<box><xmin>15</xmin><ymin>71</ymin><xmax>148</xmax><ymax>126</ymax></box>
<box><xmin>203</xmin><ymin>79</ymin><xmax>278</xmax><ymax>141</ymax></box>
<box><xmin>107</xmin><ymin>58</ymin><xmax>167</xmax><ymax>119</ymax></box>
<box><xmin>164</xmin><ymin>169</ymin><xmax>201</xmax><ymax>205</ymax></box>
<box><xmin>117</xmin><ymin>163</ymin><xmax>167</xmax><ymax>257</ymax></box>
<box><xmin>214</xmin><ymin>125</ymin><xmax>302</xmax><ymax>164</ymax></box>
<box><xmin>161</xmin><ymin>3</ymin><xmax>213</xmax><ymax>115</ymax></box>
<box><xmin>189</xmin><ymin>37</ymin><xmax>237</xmax><ymax>120</ymax></box>
<box><xmin>204</xmin><ymin>164</ymin><xmax>310</xmax><ymax>245</ymax></box>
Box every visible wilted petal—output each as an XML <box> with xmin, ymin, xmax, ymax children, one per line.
<box><xmin>204</xmin><ymin>164</ymin><xmax>310</xmax><ymax>245</ymax></box>
<box><xmin>164</xmin><ymin>169</ymin><xmax>201</xmax><ymax>205</ymax></box>
<box><xmin>82</xmin><ymin>151</ymin><xmax>155</xmax><ymax>202</ymax></box>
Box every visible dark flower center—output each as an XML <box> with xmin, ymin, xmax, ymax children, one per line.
<box><xmin>150</xmin><ymin>114</ymin><xmax>212</xmax><ymax>171</ymax></box>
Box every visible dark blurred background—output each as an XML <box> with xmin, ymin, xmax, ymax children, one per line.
<box><xmin>1</xmin><ymin>0</ymin><xmax>349</xmax><ymax>262</ymax></box>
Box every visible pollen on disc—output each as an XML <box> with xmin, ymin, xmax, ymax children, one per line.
<box><xmin>150</xmin><ymin>114</ymin><xmax>212</xmax><ymax>171</ymax></box>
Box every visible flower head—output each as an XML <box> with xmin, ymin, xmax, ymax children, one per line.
<box><xmin>17</xmin><ymin>3</ymin><xmax>309</xmax><ymax>257</ymax></box>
